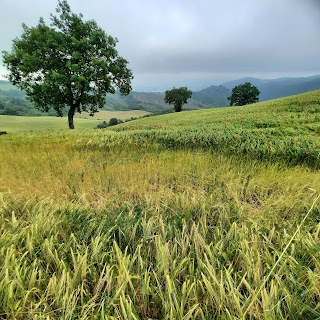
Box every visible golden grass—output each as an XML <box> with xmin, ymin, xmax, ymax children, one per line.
<box><xmin>0</xmin><ymin>132</ymin><xmax>318</xmax><ymax>218</ymax></box>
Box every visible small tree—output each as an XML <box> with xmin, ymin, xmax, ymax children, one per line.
<box><xmin>228</xmin><ymin>82</ymin><xmax>260</xmax><ymax>106</ymax></box>
<box><xmin>108</xmin><ymin>118</ymin><xmax>123</xmax><ymax>126</ymax></box>
<box><xmin>2</xmin><ymin>0</ymin><xmax>133</xmax><ymax>129</ymax></box>
<box><xmin>164</xmin><ymin>87</ymin><xmax>192</xmax><ymax>112</ymax></box>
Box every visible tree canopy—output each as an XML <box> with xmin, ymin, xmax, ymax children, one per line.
<box><xmin>2</xmin><ymin>0</ymin><xmax>133</xmax><ymax>129</ymax></box>
<box><xmin>228</xmin><ymin>82</ymin><xmax>260</xmax><ymax>106</ymax></box>
<box><xmin>164</xmin><ymin>87</ymin><xmax>192</xmax><ymax>112</ymax></box>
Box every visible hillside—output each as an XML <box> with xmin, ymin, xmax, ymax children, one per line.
<box><xmin>105</xmin><ymin>85</ymin><xmax>230</xmax><ymax>111</ymax></box>
<box><xmin>190</xmin><ymin>85</ymin><xmax>230</xmax><ymax>106</ymax></box>
<box><xmin>0</xmin><ymin>81</ymin><xmax>50</xmax><ymax>116</ymax></box>
<box><xmin>113</xmin><ymin>90</ymin><xmax>320</xmax><ymax>168</ymax></box>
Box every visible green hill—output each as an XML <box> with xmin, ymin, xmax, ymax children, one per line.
<box><xmin>0</xmin><ymin>81</ymin><xmax>45</xmax><ymax>116</ymax></box>
<box><xmin>113</xmin><ymin>90</ymin><xmax>320</xmax><ymax>168</ymax></box>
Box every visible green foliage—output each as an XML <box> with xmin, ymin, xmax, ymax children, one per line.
<box><xmin>228</xmin><ymin>82</ymin><xmax>260</xmax><ymax>106</ymax></box>
<box><xmin>96</xmin><ymin>121</ymin><xmax>109</xmax><ymax>129</ymax></box>
<box><xmin>97</xmin><ymin>118</ymin><xmax>123</xmax><ymax>129</ymax></box>
<box><xmin>109</xmin><ymin>117</ymin><xmax>121</xmax><ymax>126</ymax></box>
<box><xmin>0</xmin><ymin>91</ymin><xmax>42</xmax><ymax>116</ymax></box>
<box><xmin>2</xmin><ymin>0</ymin><xmax>133</xmax><ymax>129</ymax></box>
<box><xmin>164</xmin><ymin>87</ymin><xmax>192</xmax><ymax>112</ymax></box>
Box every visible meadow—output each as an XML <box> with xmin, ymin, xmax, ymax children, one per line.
<box><xmin>0</xmin><ymin>91</ymin><xmax>320</xmax><ymax>319</ymax></box>
<box><xmin>0</xmin><ymin>110</ymin><xmax>149</xmax><ymax>133</ymax></box>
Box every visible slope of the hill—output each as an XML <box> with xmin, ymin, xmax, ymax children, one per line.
<box><xmin>112</xmin><ymin>90</ymin><xmax>320</xmax><ymax>168</ymax></box>
<box><xmin>191</xmin><ymin>85</ymin><xmax>230</xmax><ymax>106</ymax></box>
<box><xmin>103</xmin><ymin>85</ymin><xmax>230</xmax><ymax>111</ymax></box>
<box><xmin>0</xmin><ymin>82</ymin><xmax>42</xmax><ymax>116</ymax></box>
<box><xmin>0</xmin><ymin>82</ymin><xmax>55</xmax><ymax>116</ymax></box>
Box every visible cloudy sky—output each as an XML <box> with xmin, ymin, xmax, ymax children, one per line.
<box><xmin>1</xmin><ymin>0</ymin><xmax>320</xmax><ymax>91</ymax></box>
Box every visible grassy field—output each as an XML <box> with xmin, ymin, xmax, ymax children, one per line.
<box><xmin>0</xmin><ymin>91</ymin><xmax>320</xmax><ymax>319</ymax></box>
<box><xmin>0</xmin><ymin>110</ymin><xmax>150</xmax><ymax>133</ymax></box>
<box><xmin>114</xmin><ymin>90</ymin><xmax>320</xmax><ymax>168</ymax></box>
<box><xmin>0</xmin><ymin>115</ymin><xmax>96</xmax><ymax>132</ymax></box>
<box><xmin>75</xmin><ymin>110</ymin><xmax>150</xmax><ymax>120</ymax></box>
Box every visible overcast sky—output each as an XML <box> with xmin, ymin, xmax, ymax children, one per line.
<box><xmin>1</xmin><ymin>0</ymin><xmax>320</xmax><ymax>91</ymax></box>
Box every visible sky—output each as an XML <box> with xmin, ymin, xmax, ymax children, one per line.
<box><xmin>1</xmin><ymin>0</ymin><xmax>320</xmax><ymax>91</ymax></box>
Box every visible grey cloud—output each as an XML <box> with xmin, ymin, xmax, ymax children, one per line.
<box><xmin>1</xmin><ymin>0</ymin><xmax>320</xmax><ymax>90</ymax></box>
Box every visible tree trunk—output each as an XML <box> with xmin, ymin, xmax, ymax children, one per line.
<box><xmin>68</xmin><ymin>105</ymin><xmax>76</xmax><ymax>129</ymax></box>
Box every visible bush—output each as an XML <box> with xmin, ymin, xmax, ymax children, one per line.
<box><xmin>109</xmin><ymin>118</ymin><xmax>120</xmax><ymax>126</ymax></box>
<box><xmin>96</xmin><ymin>118</ymin><xmax>123</xmax><ymax>129</ymax></box>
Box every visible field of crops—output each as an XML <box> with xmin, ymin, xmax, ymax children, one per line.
<box><xmin>0</xmin><ymin>91</ymin><xmax>320</xmax><ymax>319</ymax></box>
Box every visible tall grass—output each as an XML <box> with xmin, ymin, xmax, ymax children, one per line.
<box><xmin>0</xmin><ymin>91</ymin><xmax>320</xmax><ymax>318</ymax></box>
<box><xmin>1</xmin><ymin>193</ymin><xmax>319</xmax><ymax>319</ymax></box>
<box><xmin>113</xmin><ymin>90</ymin><xmax>320</xmax><ymax>168</ymax></box>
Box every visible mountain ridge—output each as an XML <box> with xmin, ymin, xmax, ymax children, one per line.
<box><xmin>1</xmin><ymin>75</ymin><xmax>320</xmax><ymax>115</ymax></box>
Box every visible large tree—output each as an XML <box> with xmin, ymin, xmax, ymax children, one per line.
<box><xmin>2</xmin><ymin>0</ymin><xmax>133</xmax><ymax>129</ymax></box>
<box><xmin>164</xmin><ymin>87</ymin><xmax>192</xmax><ymax>112</ymax></box>
<box><xmin>228</xmin><ymin>82</ymin><xmax>260</xmax><ymax>106</ymax></box>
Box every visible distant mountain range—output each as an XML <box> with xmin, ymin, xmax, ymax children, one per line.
<box><xmin>105</xmin><ymin>75</ymin><xmax>320</xmax><ymax>111</ymax></box>
<box><xmin>1</xmin><ymin>75</ymin><xmax>320</xmax><ymax>115</ymax></box>
<box><xmin>104</xmin><ymin>85</ymin><xmax>231</xmax><ymax>112</ymax></box>
<box><xmin>222</xmin><ymin>75</ymin><xmax>320</xmax><ymax>101</ymax></box>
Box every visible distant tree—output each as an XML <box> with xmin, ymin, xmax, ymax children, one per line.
<box><xmin>164</xmin><ymin>87</ymin><xmax>192</xmax><ymax>112</ymax></box>
<box><xmin>96</xmin><ymin>121</ymin><xmax>109</xmax><ymax>129</ymax></box>
<box><xmin>96</xmin><ymin>117</ymin><xmax>123</xmax><ymax>129</ymax></box>
<box><xmin>228</xmin><ymin>82</ymin><xmax>260</xmax><ymax>106</ymax></box>
<box><xmin>2</xmin><ymin>0</ymin><xmax>133</xmax><ymax>129</ymax></box>
<box><xmin>108</xmin><ymin>118</ymin><xmax>120</xmax><ymax>126</ymax></box>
